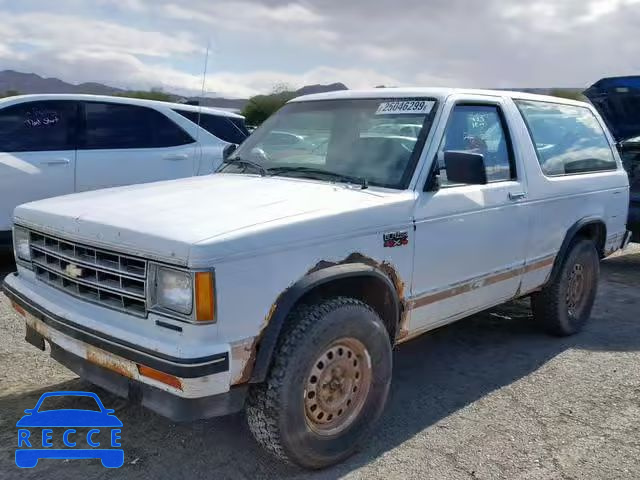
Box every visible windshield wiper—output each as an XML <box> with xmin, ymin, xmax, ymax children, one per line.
<box><xmin>223</xmin><ymin>156</ymin><xmax>267</xmax><ymax>176</ymax></box>
<box><xmin>267</xmin><ymin>166</ymin><xmax>368</xmax><ymax>189</ymax></box>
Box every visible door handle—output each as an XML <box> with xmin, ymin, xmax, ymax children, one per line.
<box><xmin>42</xmin><ymin>158</ymin><xmax>70</xmax><ymax>166</ymax></box>
<box><xmin>164</xmin><ymin>154</ymin><xmax>189</xmax><ymax>161</ymax></box>
<box><xmin>508</xmin><ymin>192</ymin><xmax>526</xmax><ymax>201</ymax></box>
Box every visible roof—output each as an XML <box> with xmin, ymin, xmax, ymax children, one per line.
<box><xmin>0</xmin><ymin>93</ymin><xmax>244</xmax><ymax>118</ymax></box>
<box><xmin>291</xmin><ymin>87</ymin><xmax>591</xmax><ymax>107</ymax></box>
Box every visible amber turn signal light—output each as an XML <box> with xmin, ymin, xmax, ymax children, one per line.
<box><xmin>195</xmin><ymin>271</ymin><xmax>215</xmax><ymax>322</ymax></box>
<box><xmin>137</xmin><ymin>364</ymin><xmax>182</xmax><ymax>390</ymax></box>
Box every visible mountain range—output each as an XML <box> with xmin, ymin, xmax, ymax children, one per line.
<box><xmin>0</xmin><ymin>70</ymin><xmax>584</xmax><ymax>110</ymax></box>
<box><xmin>0</xmin><ymin>70</ymin><xmax>348</xmax><ymax>110</ymax></box>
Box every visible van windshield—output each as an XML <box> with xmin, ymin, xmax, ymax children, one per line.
<box><xmin>220</xmin><ymin>98</ymin><xmax>437</xmax><ymax>189</ymax></box>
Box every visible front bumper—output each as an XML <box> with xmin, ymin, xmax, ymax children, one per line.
<box><xmin>3</xmin><ymin>274</ymin><xmax>246</xmax><ymax>421</ymax></box>
<box><xmin>49</xmin><ymin>343</ymin><xmax>247</xmax><ymax>422</ymax></box>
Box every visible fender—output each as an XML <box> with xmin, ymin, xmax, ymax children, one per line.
<box><xmin>547</xmin><ymin>216</ymin><xmax>606</xmax><ymax>285</ymax></box>
<box><xmin>249</xmin><ymin>262</ymin><xmax>401</xmax><ymax>383</ymax></box>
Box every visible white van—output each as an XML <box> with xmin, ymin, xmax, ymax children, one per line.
<box><xmin>0</xmin><ymin>94</ymin><xmax>248</xmax><ymax>250</ymax></box>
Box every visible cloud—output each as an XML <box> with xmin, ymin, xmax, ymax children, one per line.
<box><xmin>1</xmin><ymin>0</ymin><xmax>639</xmax><ymax>98</ymax></box>
<box><xmin>158</xmin><ymin>2</ymin><xmax>338</xmax><ymax>45</ymax></box>
<box><xmin>0</xmin><ymin>43</ymin><xmax>403</xmax><ymax>97</ymax></box>
<box><xmin>0</xmin><ymin>11</ymin><xmax>200</xmax><ymax>58</ymax></box>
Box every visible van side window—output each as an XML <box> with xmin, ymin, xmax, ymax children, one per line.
<box><xmin>436</xmin><ymin>104</ymin><xmax>515</xmax><ymax>186</ymax></box>
<box><xmin>0</xmin><ymin>101</ymin><xmax>77</xmax><ymax>152</ymax></box>
<box><xmin>83</xmin><ymin>103</ymin><xmax>194</xmax><ymax>150</ymax></box>
<box><xmin>515</xmin><ymin>100</ymin><xmax>617</xmax><ymax>176</ymax></box>
<box><xmin>174</xmin><ymin>110</ymin><xmax>249</xmax><ymax>144</ymax></box>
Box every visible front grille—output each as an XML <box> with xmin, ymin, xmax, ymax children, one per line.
<box><xmin>29</xmin><ymin>230</ymin><xmax>148</xmax><ymax>317</ymax></box>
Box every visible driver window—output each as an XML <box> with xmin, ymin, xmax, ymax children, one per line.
<box><xmin>436</xmin><ymin>104</ymin><xmax>514</xmax><ymax>186</ymax></box>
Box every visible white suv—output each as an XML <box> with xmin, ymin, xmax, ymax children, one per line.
<box><xmin>3</xmin><ymin>88</ymin><xmax>631</xmax><ymax>469</ymax></box>
<box><xmin>0</xmin><ymin>94</ymin><xmax>248</xmax><ymax>250</ymax></box>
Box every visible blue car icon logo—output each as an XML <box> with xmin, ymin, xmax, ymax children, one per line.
<box><xmin>16</xmin><ymin>391</ymin><xmax>123</xmax><ymax>468</ymax></box>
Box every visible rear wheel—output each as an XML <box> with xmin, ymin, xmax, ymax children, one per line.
<box><xmin>246</xmin><ymin>297</ymin><xmax>392</xmax><ymax>469</ymax></box>
<box><xmin>531</xmin><ymin>238</ymin><xmax>600</xmax><ymax>336</ymax></box>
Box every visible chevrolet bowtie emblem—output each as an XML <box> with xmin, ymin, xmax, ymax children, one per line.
<box><xmin>64</xmin><ymin>264</ymin><xmax>84</xmax><ymax>279</ymax></box>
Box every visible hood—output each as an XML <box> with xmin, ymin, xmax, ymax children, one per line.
<box><xmin>584</xmin><ymin>76</ymin><xmax>640</xmax><ymax>143</ymax></box>
<box><xmin>15</xmin><ymin>174</ymin><xmax>414</xmax><ymax>266</ymax></box>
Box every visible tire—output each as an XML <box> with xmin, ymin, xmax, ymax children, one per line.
<box><xmin>531</xmin><ymin>238</ymin><xmax>600</xmax><ymax>336</ymax></box>
<box><xmin>246</xmin><ymin>297</ymin><xmax>392</xmax><ymax>469</ymax></box>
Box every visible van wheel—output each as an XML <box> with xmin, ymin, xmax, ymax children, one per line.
<box><xmin>531</xmin><ymin>238</ymin><xmax>600</xmax><ymax>336</ymax></box>
<box><xmin>245</xmin><ymin>297</ymin><xmax>392</xmax><ymax>469</ymax></box>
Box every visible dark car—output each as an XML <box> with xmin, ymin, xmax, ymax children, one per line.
<box><xmin>585</xmin><ymin>76</ymin><xmax>640</xmax><ymax>241</ymax></box>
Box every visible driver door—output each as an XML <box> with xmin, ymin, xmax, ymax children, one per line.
<box><xmin>408</xmin><ymin>97</ymin><xmax>530</xmax><ymax>335</ymax></box>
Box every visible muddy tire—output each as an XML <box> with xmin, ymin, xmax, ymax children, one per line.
<box><xmin>531</xmin><ymin>238</ymin><xmax>600</xmax><ymax>336</ymax></box>
<box><xmin>245</xmin><ymin>297</ymin><xmax>392</xmax><ymax>469</ymax></box>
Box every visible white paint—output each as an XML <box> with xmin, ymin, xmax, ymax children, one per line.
<box><xmin>7</xmin><ymin>87</ymin><xmax>631</xmax><ymax>408</ymax></box>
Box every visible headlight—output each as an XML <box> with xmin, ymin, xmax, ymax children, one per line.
<box><xmin>13</xmin><ymin>226</ymin><xmax>31</xmax><ymax>262</ymax></box>
<box><xmin>152</xmin><ymin>266</ymin><xmax>193</xmax><ymax>315</ymax></box>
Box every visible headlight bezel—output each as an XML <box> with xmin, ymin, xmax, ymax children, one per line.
<box><xmin>13</xmin><ymin>225</ymin><xmax>33</xmax><ymax>267</ymax></box>
<box><xmin>148</xmin><ymin>263</ymin><xmax>216</xmax><ymax>324</ymax></box>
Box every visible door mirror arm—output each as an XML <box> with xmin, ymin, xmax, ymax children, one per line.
<box><xmin>423</xmin><ymin>162</ymin><xmax>441</xmax><ymax>192</ymax></box>
<box><xmin>223</xmin><ymin>143</ymin><xmax>238</xmax><ymax>160</ymax></box>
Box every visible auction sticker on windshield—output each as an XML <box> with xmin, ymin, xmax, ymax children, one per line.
<box><xmin>376</xmin><ymin>100</ymin><xmax>435</xmax><ymax>115</ymax></box>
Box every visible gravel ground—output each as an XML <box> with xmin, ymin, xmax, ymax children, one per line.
<box><xmin>1</xmin><ymin>245</ymin><xmax>639</xmax><ymax>479</ymax></box>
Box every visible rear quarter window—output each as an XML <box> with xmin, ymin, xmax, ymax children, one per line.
<box><xmin>174</xmin><ymin>110</ymin><xmax>248</xmax><ymax>144</ymax></box>
<box><xmin>516</xmin><ymin>100</ymin><xmax>617</xmax><ymax>176</ymax></box>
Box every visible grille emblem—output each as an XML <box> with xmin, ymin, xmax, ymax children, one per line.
<box><xmin>64</xmin><ymin>263</ymin><xmax>84</xmax><ymax>279</ymax></box>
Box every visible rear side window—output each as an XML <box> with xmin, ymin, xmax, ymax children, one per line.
<box><xmin>174</xmin><ymin>110</ymin><xmax>248</xmax><ymax>144</ymax></box>
<box><xmin>516</xmin><ymin>100</ymin><xmax>617</xmax><ymax>176</ymax></box>
<box><xmin>0</xmin><ymin>100</ymin><xmax>77</xmax><ymax>152</ymax></box>
<box><xmin>83</xmin><ymin>103</ymin><xmax>194</xmax><ymax>150</ymax></box>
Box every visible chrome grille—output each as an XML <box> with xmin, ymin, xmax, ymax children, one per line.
<box><xmin>29</xmin><ymin>230</ymin><xmax>147</xmax><ymax>317</ymax></box>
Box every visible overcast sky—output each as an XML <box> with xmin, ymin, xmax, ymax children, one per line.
<box><xmin>0</xmin><ymin>0</ymin><xmax>638</xmax><ymax>97</ymax></box>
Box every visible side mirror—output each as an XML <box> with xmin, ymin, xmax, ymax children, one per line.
<box><xmin>223</xmin><ymin>143</ymin><xmax>238</xmax><ymax>161</ymax></box>
<box><xmin>23</xmin><ymin>409</ymin><xmax>34</xmax><ymax>415</ymax></box>
<box><xmin>443</xmin><ymin>151</ymin><xmax>487</xmax><ymax>185</ymax></box>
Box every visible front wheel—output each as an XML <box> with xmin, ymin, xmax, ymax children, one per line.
<box><xmin>246</xmin><ymin>297</ymin><xmax>392</xmax><ymax>469</ymax></box>
<box><xmin>531</xmin><ymin>238</ymin><xmax>600</xmax><ymax>336</ymax></box>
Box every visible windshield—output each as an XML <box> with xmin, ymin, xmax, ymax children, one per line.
<box><xmin>220</xmin><ymin>98</ymin><xmax>437</xmax><ymax>189</ymax></box>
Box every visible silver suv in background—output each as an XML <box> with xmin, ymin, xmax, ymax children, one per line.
<box><xmin>0</xmin><ymin>94</ymin><xmax>249</xmax><ymax>250</ymax></box>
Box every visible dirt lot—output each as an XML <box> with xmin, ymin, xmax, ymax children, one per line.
<box><xmin>1</xmin><ymin>246</ymin><xmax>639</xmax><ymax>480</ymax></box>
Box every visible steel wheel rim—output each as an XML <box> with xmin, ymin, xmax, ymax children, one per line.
<box><xmin>566</xmin><ymin>262</ymin><xmax>587</xmax><ymax>318</ymax></box>
<box><xmin>303</xmin><ymin>337</ymin><xmax>372</xmax><ymax>436</ymax></box>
